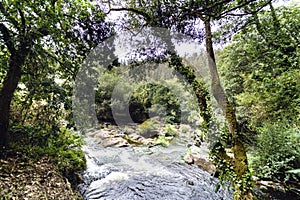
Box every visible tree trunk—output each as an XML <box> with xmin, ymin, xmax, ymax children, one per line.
<box><xmin>0</xmin><ymin>54</ymin><xmax>24</xmax><ymax>147</ymax></box>
<box><xmin>204</xmin><ymin>17</ymin><xmax>252</xmax><ymax>200</ymax></box>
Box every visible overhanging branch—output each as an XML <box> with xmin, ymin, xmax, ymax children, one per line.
<box><xmin>218</xmin><ymin>0</ymin><xmax>273</xmax><ymax>18</ymax></box>
<box><xmin>108</xmin><ymin>7</ymin><xmax>153</xmax><ymax>24</ymax></box>
<box><xmin>108</xmin><ymin>0</ymin><xmax>274</xmax><ymax>27</ymax></box>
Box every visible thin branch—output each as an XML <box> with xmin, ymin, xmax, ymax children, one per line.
<box><xmin>0</xmin><ymin>2</ymin><xmax>20</xmax><ymax>29</ymax></box>
<box><xmin>108</xmin><ymin>0</ymin><xmax>273</xmax><ymax>27</ymax></box>
<box><xmin>17</xmin><ymin>8</ymin><xmax>26</xmax><ymax>34</ymax></box>
<box><xmin>108</xmin><ymin>8</ymin><xmax>153</xmax><ymax>24</ymax></box>
<box><xmin>0</xmin><ymin>23</ymin><xmax>16</xmax><ymax>53</ymax></box>
<box><xmin>218</xmin><ymin>0</ymin><xmax>273</xmax><ymax>18</ymax></box>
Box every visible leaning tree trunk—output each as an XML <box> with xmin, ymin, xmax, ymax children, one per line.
<box><xmin>204</xmin><ymin>17</ymin><xmax>252</xmax><ymax>200</ymax></box>
<box><xmin>0</xmin><ymin>54</ymin><xmax>25</xmax><ymax>147</ymax></box>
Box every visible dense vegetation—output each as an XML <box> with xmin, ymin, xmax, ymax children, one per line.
<box><xmin>0</xmin><ymin>0</ymin><xmax>112</xmax><ymax>197</ymax></box>
<box><xmin>218</xmin><ymin>5</ymin><xmax>300</xmax><ymax>188</ymax></box>
<box><xmin>95</xmin><ymin>61</ymin><xmax>208</xmax><ymax>126</ymax></box>
<box><xmin>0</xmin><ymin>0</ymin><xmax>299</xmax><ymax>199</ymax></box>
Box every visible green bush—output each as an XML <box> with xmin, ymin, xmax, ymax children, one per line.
<box><xmin>165</xmin><ymin>124</ymin><xmax>178</xmax><ymax>137</ymax></box>
<box><xmin>153</xmin><ymin>135</ymin><xmax>171</xmax><ymax>147</ymax></box>
<box><xmin>94</xmin><ymin>64</ymin><xmax>207</xmax><ymax>126</ymax></box>
<box><xmin>9</xmin><ymin>125</ymin><xmax>86</xmax><ymax>186</ymax></box>
<box><xmin>139</xmin><ymin>118</ymin><xmax>158</xmax><ymax>135</ymax></box>
<box><xmin>132</xmin><ymin>81</ymin><xmax>181</xmax><ymax>123</ymax></box>
<box><xmin>249</xmin><ymin>123</ymin><xmax>300</xmax><ymax>183</ymax></box>
<box><xmin>95</xmin><ymin>69</ymin><xmax>121</xmax><ymax>122</ymax></box>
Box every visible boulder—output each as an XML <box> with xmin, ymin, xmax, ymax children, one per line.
<box><xmin>140</xmin><ymin>130</ymin><xmax>159</xmax><ymax>138</ymax></box>
<box><xmin>100</xmin><ymin>137</ymin><xmax>129</xmax><ymax>148</ymax></box>
<box><xmin>184</xmin><ymin>145</ymin><xmax>216</xmax><ymax>175</ymax></box>
<box><xmin>184</xmin><ymin>153</ymin><xmax>216</xmax><ymax>175</ymax></box>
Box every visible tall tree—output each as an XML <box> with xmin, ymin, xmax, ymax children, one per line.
<box><xmin>0</xmin><ymin>0</ymin><xmax>112</xmax><ymax>147</ymax></box>
<box><xmin>108</xmin><ymin>0</ymin><xmax>273</xmax><ymax>199</ymax></box>
<box><xmin>219</xmin><ymin>4</ymin><xmax>300</xmax><ymax>126</ymax></box>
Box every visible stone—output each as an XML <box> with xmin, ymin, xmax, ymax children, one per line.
<box><xmin>100</xmin><ymin>137</ymin><xmax>129</xmax><ymax>148</ymax></box>
<box><xmin>183</xmin><ymin>154</ymin><xmax>194</xmax><ymax>164</ymax></box>
<box><xmin>140</xmin><ymin>130</ymin><xmax>159</xmax><ymax>138</ymax></box>
<box><xmin>193</xmin><ymin>155</ymin><xmax>216</xmax><ymax>175</ymax></box>
<box><xmin>184</xmin><ymin>145</ymin><xmax>216</xmax><ymax>175</ymax></box>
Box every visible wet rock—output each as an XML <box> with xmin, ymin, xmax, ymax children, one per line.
<box><xmin>123</xmin><ymin>127</ymin><xmax>136</xmax><ymax>135</ymax></box>
<box><xmin>184</xmin><ymin>145</ymin><xmax>216</xmax><ymax>175</ymax></box>
<box><xmin>183</xmin><ymin>154</ymin><xmax>194</xmax><ymax>164</ymax></box>
<box><xmin>129</xmin><ymin>134</ymin><xmax>143</xmax><ymax>141</ymax></box>
<box><xmin>87</xmin><ymin>130</ymin><xmax>111</xmax><ymax>139</ymax></box>
<box><xmin>100</xmin><ymin>137</ymin><xmax>129</xmax><ymax>147</ymax></box>
<box><xmin>140</xmin><ymin>129</ymin><xmax>159</xmax><ymax>138</ymax></box>
<box><xmin>193</xmin><ymin>156</ymin><xmax>216</xmax><ymax>175</ymax></box>
<box><xmin>183</xmin><ymin>154</ymin><xmax>216</xmax><ymax>175</ymax></box>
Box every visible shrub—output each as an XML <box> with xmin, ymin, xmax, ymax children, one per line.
<box><xmin>153</xmin><ymin>135</ymin><xmax>171</xmax><ymax>147</ymax></box>
<box><xmin>249</xmin><ymin>123</ymin><xmax>300</xmax><ymax>183</ymax></box>
<box><xmin>165</xmin><ymin>124</ymin><xmax>178</xmax><ymax>137</ymax></box>
<box><xmin>132</xmin><ymin>81</ymin><xmax>181</xmax><ymax>123</ymax></box>
<box><xmin>9</xmin><ymin>125</ymin><xmax>86</xmax><ymax>186</ymax></box>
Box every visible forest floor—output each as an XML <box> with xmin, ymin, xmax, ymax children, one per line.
<box><xmin>0</xmin><ymin>150</ymin><xmax>82</xmax><ymax>199</ymax></box>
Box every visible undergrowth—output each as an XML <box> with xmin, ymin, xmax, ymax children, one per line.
<box><xmin>5</xmin><ymin>125</ymin><xmax>86</xmax><ymax>188</ymax></box>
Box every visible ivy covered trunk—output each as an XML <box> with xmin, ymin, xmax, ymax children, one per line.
<box><xmin>204</xmin><ymin>17</ymin><xmax>252</xmax><ymax>200</ymax></box>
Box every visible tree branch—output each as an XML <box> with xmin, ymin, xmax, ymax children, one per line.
<box><xmin>108</xmin><ymin>8</ymin><xmax>153</xmax><ymax>24</ymax></box>
<box><xmin>108</xmin><ymin>0</ymin><xmax>273</xmax><ymax>27</ymax></box>
<box><xmin>0</xmin><ymin>2</ymin><xmax>20</xmax><ymax>29</ymax></box>
<box><xmin>218</xmin><ymin>0</ymin><xmax>273</xmax><ymax>18</ymax></box>
<box><xmin>0</xmin><ymin>23</ymin><xmax>16</xmax><ymax>53</ymax></box>
<box><xmin>18</xmin><ymin>8</ymin><xmax>26</xmax><ymax>34</ymax></box>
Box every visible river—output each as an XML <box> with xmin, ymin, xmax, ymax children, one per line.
<box><xmin>78</xmin><ymin>130</ymin><xmax>233</xmax><ymax>200</ymax></box>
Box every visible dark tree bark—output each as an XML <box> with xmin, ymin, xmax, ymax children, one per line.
<box><xmin>0</xmin><ymin>56</ymin><xmax>23</xmax><ymax>147</ymax></box>
<box><xmin>0</xmin><ymin>39</ymin><xmax>30</xmax><ymax>148</ymax></box>
<box><xmin>0</xmin><ymin>24</ymin><xmax>31</xmax><ymax>147</ymax></box>
<box><xmin>0</xmin><ymin>20</ymin><xmax>32</xmax><ymax>148</ymax></box>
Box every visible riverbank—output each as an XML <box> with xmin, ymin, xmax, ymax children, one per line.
<box><xmin>0</xmin><ymin>150</ymin><xmax>82</xmax><ymax>199</ymax></box>
<box><xmin>0</xmin><ymin>128</ymin><xmax>86</xmax><ymax>199</ymax></box>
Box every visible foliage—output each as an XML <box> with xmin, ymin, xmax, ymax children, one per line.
<box><xmin>210</xmin><ymin>142</ymin><xmax>253</xmax><ymax>198</ymax></box>
<box><xmin>95</xmin><ymin>63</ymin><xmax>205</xmax><ymax>125</ymax></box>
<box><xmin>95</xmin><ymin>68</ymin><xmax>123</xmax><ymax>122</ymax></box>
<box><xmin>0</xmin><ymin>0</ymin><xmax>113</xmax><ymax>146</ymax></box>
<box><xmin>153</xmin><ymin>135</ymin><xmax>171</xmax><ymax>147</ymax></box>
<box><xmin>139</xmin><ymin>118</ymin><xmax>158</xmax><ymax>135</ymax></box>
<box><xmin>8</xmin><ymin>125</ymin><xmax>86</xmax><ymax>186</ymax></box>
<box><xmin>10</xmin><ymin>78</ymin><xmax>72</xmax><ymax>129</ymax></box>
<box><xmin>249</xmin><ymin>123</ymin><xmax>300</xmax><ymax>183</ymax></box>
<box><xmin>217</xmin><ymin>6</ymin><xmax>300</xmax><ymax>195</ymax></box>
<box><xmin>211</xmin><ymin>143</ymin><xmax>253</xmax><ymax>199</ymax></box>
<box><xmin>287</xmin><ymin>169</ymin><xmax>300</xmax><ymax>175</ymax></box>
<box><xmin>165</xmin><ymin>124</ymin><xmax>178</xmax><ymax>137</ymax></box>
<box><xmin>132</xmin><ymin>81</ymin><xmax>181</xmax><ymax>123</ymax></box>
<box><xmin>219</xmin><ymin>5</ymin><xmax>300</xmax><ymax>127</ymax></box>
<box><xmin>168</xmin><ymin>54</ymin><xmax>211</xmax><ymax>128</ymax></box>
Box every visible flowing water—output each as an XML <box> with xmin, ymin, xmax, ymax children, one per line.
<box><xmin>79</xmin><ymin>132</ymin><xmax>233</xmax><ymax>200</ymax></box>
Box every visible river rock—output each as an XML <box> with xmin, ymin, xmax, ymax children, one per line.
<box><xmin>184</xmin><ymin>153</ymin><xmax>216</xmax><ymax>175</ymax></box>
<box><xmin>87</xmin><ymin>130</ymin><xmax>111</xmax><ymax>139</ymax></box>
<box><xmin>184</xmin><ymin>145</ymin><xmax>216</xmax><ymax>175</ymax></box>
<box><xmin>100</xmin><ymin>137</ymin><xmax>129</xmax><ymax>147</ymax></box>
<box><xmin>139</xmin><ymin>129</ymin><xmax>159</xmax><ymax>138</ymax></box>
<box><xmin>193</xmin><ymin>156</ymin><xmax>216</xmax><ymax>175</ymax></box>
